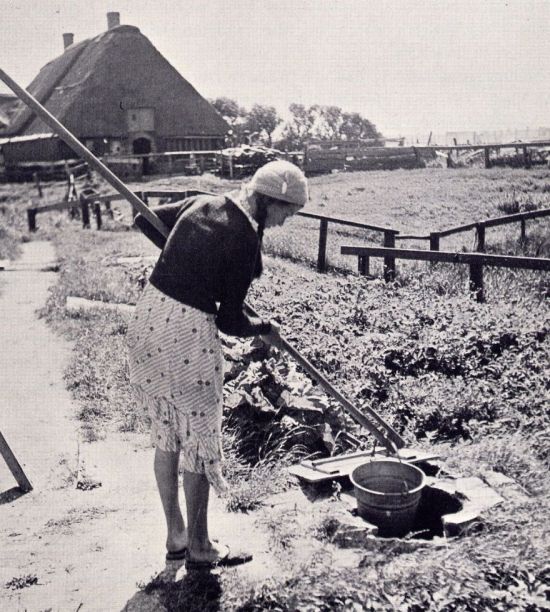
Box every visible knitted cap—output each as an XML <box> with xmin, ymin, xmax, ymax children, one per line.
<box><xmin>249</xmin><ymin>160</ymin><xmax>308</xmax><ymax>206</ymax></box>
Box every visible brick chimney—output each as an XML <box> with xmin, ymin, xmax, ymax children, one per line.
<box><xmin>107</xmin><ymin>12</ymin><xmax>120</xmax><ymax>29</ymax></box>
<box><xmin>63</xmin><ymin>33</ymin><xmax>74</xmax><ymax>49</ymax></box>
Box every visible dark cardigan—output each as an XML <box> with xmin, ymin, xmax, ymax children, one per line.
<box><xmin>135</xmin><ymin>193</ymin><xmax>271</xmax><ymax>337</ymax></box>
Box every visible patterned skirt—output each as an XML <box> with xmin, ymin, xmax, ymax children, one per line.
<box><xmin>126</xmin><ymin>283</ymin><xmax>227</xmax><ymax>494</ymax></box>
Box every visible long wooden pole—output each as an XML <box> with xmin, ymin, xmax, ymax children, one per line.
<box><xmin>1</xmin><ymin>68</ymin><xmax>405</xmax><ymax>452</ymax></box>
<box><xmin>0</xmin><ymin>68</ymin><xmax>168</xmax><ymax>238</ymax></box>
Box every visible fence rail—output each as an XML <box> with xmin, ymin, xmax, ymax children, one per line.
<box><xmin>341</xmin><ymin>245</ymin><xmax>550</xmax><ymax>302</ymax></box>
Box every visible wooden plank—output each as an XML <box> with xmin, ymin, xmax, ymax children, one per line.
<box><xmin>32</xmin><ymin>200</ymin><xmax>69</xmax><ymax>214</ymax></box>
<box><xmin>436</xmin><ymin>208</ymin><xmax>550</xmax><ymax>238</ymax></box>
<box><xmin>395</xmin><ymin>234</ymin><xmax>431</xmax><ymax>240</ymax></box>
<box><xmin>438</xmin><ymin>221</ymin><xmax>479</xmax><ymax>238</ymax></box>
<box><xmin>66</xmin><ymin>296</ymin><xmax>135</xmax><ymax>315</ymax></box>
<box><xmin>288</xmin><ymin>448</ymin><xmax>439</xmax><ymax>482</ymax></box>
<box><xmin>341</xmin><ymin>245</ymin><xmax>550</xmax><ymax>271</ymax></box>
<box><xmin>483</xmin><ymin>207</ymin><xmax>550</xmax><ymax>229</ymax></box>
<box><xmin>0</xmin><ymin>431</ymin><xmax>32</xmax><ymax>492</ymax></box>
<box><xmin>297</xmin><ymin>211</ymin><xmax>397</xmax><ymax>234</ymax></box>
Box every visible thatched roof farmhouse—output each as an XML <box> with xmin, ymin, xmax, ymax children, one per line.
<box><xmin>1</xmin><ymin>12</ymin><xmax>228</xmax><ymax>164</ymax></box>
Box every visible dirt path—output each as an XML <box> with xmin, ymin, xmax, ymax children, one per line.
<box><xmin>0</xmin><ymin>241</ymin><xmax>285</xmax><ymax>612</ymax></box>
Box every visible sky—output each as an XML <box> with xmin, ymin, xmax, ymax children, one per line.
<box><xmin>1</xmin><ymin>0</ymin><xmax>549</xmax><ymax>138</ymax></box>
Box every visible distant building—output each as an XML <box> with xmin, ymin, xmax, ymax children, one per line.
<box><xmin>1</xmin><ymin>12</ymin><xmax>228</xmax><ymax>163</ymax></box>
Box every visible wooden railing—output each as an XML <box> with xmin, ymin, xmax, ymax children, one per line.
<box><xmin>395</xmin><ymin>207</ymin><xmax>550</xmax><ymax>252</ymax></box>
<box><xmin>295</xmin><ymin>211</ymin><xmax>399</xmax><ymax>273</ymax></box>
<box><xmin>341</xmin><ymin>245</ymin><xmax>550</xmax><ymax>302</ymax></box>
<box><xmin>61</xmin><ymin>188</ymin><xmax>402</xmax><ymax>274</ymax></box>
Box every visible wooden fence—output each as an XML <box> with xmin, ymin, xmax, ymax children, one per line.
<box><xmin>26</xmin><ymin>185</ymin><xmax>550</xmax><ymax>303</ymax></box>
<box><xmin>417</xmin><ymin>139</ymin><xmax>550</xmax><ymax>169</ymax></box>
<box><xmin>295</xmin><ymin>211</ymin><xmax>398</xmax><ymax>272</ymax></box>
<box><xmin>341</xmin><ymin>245</ymin><xmax>550</xmax><ymax>302</ymax></box>
<box><xmin>396</xmin><ymin>207</ymin><xmax>550</xmax><ymax>252</ymax></box>
<box><xmin>60</xmin><ymin>188</ymin><xmax>401</xmax><ymax>274</ymax></box>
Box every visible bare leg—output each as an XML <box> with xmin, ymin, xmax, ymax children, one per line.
<box><xmin>154</xmin><ymin>447</ymin><xmax>187</xmax><ymax>552</ymax></box>
<box><xmin>183</xmin><ymin>470</ymin><xmax>224</xmax><ymax>562</ymax></box>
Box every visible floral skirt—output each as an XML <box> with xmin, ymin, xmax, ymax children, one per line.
<box><xmin>126</xmin><ymin>283</ymin><xmax>227</xmax><ymax>494</ymax></box>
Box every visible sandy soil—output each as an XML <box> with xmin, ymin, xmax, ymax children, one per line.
<box><xmin>0</xmin><ymin>241</ymin><xmax>287</xmax><ymax>612</ymax></box>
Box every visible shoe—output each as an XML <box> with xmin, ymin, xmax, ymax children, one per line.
<box><xmin>165</xmin><ymin>546</ymin><xmax>187</xmax><ymax>561</ymax></box>
<box><xmin>185</xmin><ymin>544</ymin><xmax>253</xmax><ymax>570</ymax></box>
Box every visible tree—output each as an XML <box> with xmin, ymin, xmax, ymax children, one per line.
<box><xmin>339</xmin><ymin>112</ymin><xmax>383</xmax><ymax>143</ymax></box>
<box><xmin>209</xmin><ymin>97</ymin><xmax>246</xmax><ymax>128</ymax></box>
<box><xmin>244</xmin><ymin>104</ymin><xmax>281</xmax><ymax>146</ymax></box>
<box><xmin>277</xmin><ymin>103</ymin><xmax>317</xmax><ymax>149</ymax></box>
<box><xmin>313</xmin><ymin>105</ymin><xmax>343</xmax><ymax>140</ymax></box>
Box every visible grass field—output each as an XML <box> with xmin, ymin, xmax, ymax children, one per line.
<box><xmin>3</xmin><ymin>165</ymin><xmax>550</xmax><ymax>609</ymax></box>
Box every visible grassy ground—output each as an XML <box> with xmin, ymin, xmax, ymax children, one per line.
<box><xmin>6</xmin><ymin>166</ymin><xmax>550</xmax><ymax>609</ymax></box>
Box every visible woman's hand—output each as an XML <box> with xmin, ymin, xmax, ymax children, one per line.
<box><xmin>261</xmin><ymin>321</ymin><xmax>282</xmax><ymax>348</ymax></box>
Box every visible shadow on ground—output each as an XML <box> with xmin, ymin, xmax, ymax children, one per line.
<box><xmin>123</xmin><ymin>560</ymin><xmax>223</xmax><ymax>612</ymax></box>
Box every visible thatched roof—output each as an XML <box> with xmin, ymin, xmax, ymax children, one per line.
<box><xmin>5</xmin><ymin>25</ymin><xmax>228</xmax><ymax>139</ymax></box>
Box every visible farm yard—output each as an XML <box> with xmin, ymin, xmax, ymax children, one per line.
<box><xmin>0</xmin><ymin>165</ymin><xmax>548</xmax><ymax>610</ymax></box>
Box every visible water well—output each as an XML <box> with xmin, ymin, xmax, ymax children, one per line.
<box><xmin>292</xmin><ymin>454</ymin><xmax>506</xmax><ymax>542</ymax></box>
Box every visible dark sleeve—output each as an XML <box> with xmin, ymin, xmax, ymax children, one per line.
<box><xmin>215</xmin><ymin>237</ymin><xmax>271</xmax><ymax>337</ymax></box>
<box><xmin>133</xmin><ymin>201</ymin><xmax>191</xmax><ymax>249</ymax></box>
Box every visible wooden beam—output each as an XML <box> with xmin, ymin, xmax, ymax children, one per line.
<box><xmin>340</xmin><ymin>245</ymin><xmax>550</xmax><ymax>271</ymax></box>
<box><xmin>298</xmin><ymin>211</ymin><xmax>397</xmax><ymax>234</ymax></box>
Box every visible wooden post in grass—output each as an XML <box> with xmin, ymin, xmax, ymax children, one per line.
<box><xmin>80</xmin><ymin>194</ymin><xmax>90</xmax><ymax>228</ymax></box>
<box><xmin>0</xmin><ymin>431</ymin><xmax>32</xmax><ymax>492</ymax></box>
<box><xmin>429</xmin><ymin>232</ymin><xmax>440</xmax><ymax>251</ymax></box>
<box><xmin>27</xmin><ymin>206</ymin><xmax>37</xmax><ymax>232</ymax></box>
<box><xmin>520</xmin><ymin>219</ymin><xmax>527</xmax><ymax>244</ymax></box>
<box><xmin>475</xmin><ymin>224</ymin><xmax>486</xmax><ymax>252</ymax></box>
<box><xmin>358</xmin><ymin>254</ymin><xmax>370</xmax><ymax>276</ymax></box>
<box><xmin>33</xmin><ymin>172</ymin><xmax>43</xmax><ymax>198</ymax></box>
<box><xmin>469</xmin><ymin>262</ymin><xmax>484</xmax><ymax>302</ymax></box>
<box><xmin>484</xmin><ymin>147</ymin><xmax>491</xmax><ymax>169</ymax></box>
<box><xmin>383</xmin><ymin>231</ymin><xmax>396</xmax><ymax>281</ymax></box>
<box><xmin>317</xmin><ymin>218</ymin><xmax>329</xmax><ymax>272</ymax></box>
<box><xmin>93</xmin><ymin>201</ymin><xmax>102</xmax><ymax>230</ymax></box>
<box><xmin>523</xmin><ymin>146</ymin><xmax>531</xmax><ymax>169</ymax></box>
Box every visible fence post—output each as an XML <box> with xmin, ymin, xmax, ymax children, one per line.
<box><xmin>523</xmin><ymin>146</ymin><xmax>531</xmax><ymax>169</ymax></box>
<box><xmin>317</xmin><ymin>219</ymin><xmax>328</xmax><ymax>272</ymax></box>
<box><xmin>469</xmin><ymin>262</ymin><xmax>484</xmax><ymax>303</ymax></box>
<box><xmin>33</xmin><ymin>172</ymin><xmax>43</xmax><ymax>198</ymax></box>
<box><xmin>27</xmin><ymin>207</ymin><xmax>37</xmax><ymax>232</ymax></box>
<box><xmin>358</xmin><ymin>254</ymin><xmax>370</xmax><ymax>276</ymax></box>
<box><xmin>475</xmin><ymin>224</ymin><xmax>486</xmax><ymax>252</ymax></box>
<box><xmin>383</xmin><ymin>231</ymin><xmax>396</xmax><ymax>282</ymax></box>
<box><xmin>429</xmin><ymin>232</ymin><xmax>440</xmax><ymax>251</ymax></box>
<box><xmin>105</xmin><ymin>201</ymin><xmax>114</xmax><ymax>219</ymax></box>
<box><xmin>80</xmin><ymin>194</ymin><xmax>90</xmax><ymax>229</ymax></box>
<box><xmin>484</xmin><ymin>147</ymin><xmax>491</xmax><ymax>169</ymax></box>
<box><xmin>520</xmin><ymin>218</ymin><xmax>526</xmax><ymax>244</ymax></box>
<box><xmin>93</xmin><ymin>201</ymin><xmax>102</xmax><ymax>230</ymax></box>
